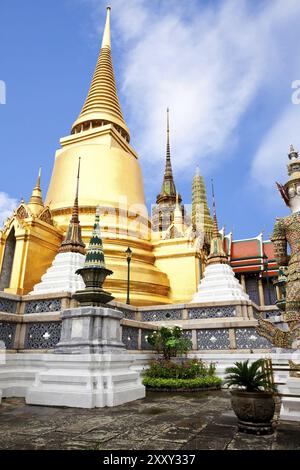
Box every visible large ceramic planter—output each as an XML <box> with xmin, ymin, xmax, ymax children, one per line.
<box><xmin>230</xmin><ymin>390</ymin><xmax>275</xmax><ymax>434</ymax></box>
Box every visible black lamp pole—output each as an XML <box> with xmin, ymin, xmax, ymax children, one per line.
<box><xmin>263</xmin><ymin>253</ymin><xmax>272</xmax><ymax>305</ymax></box>
<box><xmin>126</xmin><ymin>247</ymin><xmax>132</xmax><ymax>305</ymax></box>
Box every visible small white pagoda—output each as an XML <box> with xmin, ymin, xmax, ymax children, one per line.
<box><xmin>30</xmin><ymin>159</ymin><xmax>85</xmax><ymax>295</ymax></box>
<box><xmin>192</xmin><ymin>203</ymin><xmax>249</xmax><ymax>303</ymax></box>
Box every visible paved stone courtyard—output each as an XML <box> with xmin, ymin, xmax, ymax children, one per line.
<box><xmin>0</xmin><ymin>391</ymin><xmax>299</xmax><ymax>450</ymax></box>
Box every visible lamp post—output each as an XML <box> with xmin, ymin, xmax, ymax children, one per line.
<box><xmin>263</xmin><ymin>253</ymin><xmax>272</xmax><ymax>306</ymax></box>
<box><xmin>125</xmin><ymin>247</ymin><xmax>132</xmax><ymax>305</ymax></box>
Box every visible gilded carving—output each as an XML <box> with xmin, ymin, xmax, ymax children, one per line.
<box><xmin>16</xmin><ymin>205</ymin><xmax>29</xmax><ymax>220</ymax></box>
<box><xmin>39</xmin><ymin>208</ymin><xmax>53</xmax><ymax>226</ymax></box>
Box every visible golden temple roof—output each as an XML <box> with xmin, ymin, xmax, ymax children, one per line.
<box><xmin>72</xmin><ymin>7</ymin><xmax>130</xmax><ymax>141</ymax></box>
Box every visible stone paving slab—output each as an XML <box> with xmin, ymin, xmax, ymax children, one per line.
<box><xmin>0</xmin><ymin>391</ymin><xmax>299</xmax><ymax>450</ymax></box>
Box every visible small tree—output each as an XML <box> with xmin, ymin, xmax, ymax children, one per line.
<box><xmin>147</xmin><ymin>326</ymin><xmax>192</xmax><ymax>360</ymax></box>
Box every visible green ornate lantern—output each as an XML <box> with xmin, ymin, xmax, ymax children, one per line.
<box><xmin>74</xmin><ymin>207</ymin><xmax>114</xmax><ymax>305</ymax></box>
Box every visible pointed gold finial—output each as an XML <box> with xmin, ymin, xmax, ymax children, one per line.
<box><xmin>101</xmin><ymin>6</ymin><xmax>111</xmax><ymax>49</ymax></box>
<box><xmin>167</xmin><ymin>107</ymin><xmax>170</xmax><ymax>134</ymax></box>
<box><xmin>36</xmin><ymin>167</ymin><xmax>42</xmax><ymax>188</ymax></box>
<box><xmin>72</xmin><ymin>6</ymin><xmax>130</xmax><ymax>141</ymax></box>
<box><xmin>28</xmin><ymin>168</ymin><xmax>44</xmax><ymax>216</ymax></box>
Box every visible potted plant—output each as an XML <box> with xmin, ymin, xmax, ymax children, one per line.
<box><xmin>224</xmin><ymin>359</ymin><xmax>276</xmax><ymax>435</ymax></box>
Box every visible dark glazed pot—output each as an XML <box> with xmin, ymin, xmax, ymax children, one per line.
<box><xmin>230</xmin><ymin>390</ymin><xmax>275</xmax><ymax>435</ymax></box>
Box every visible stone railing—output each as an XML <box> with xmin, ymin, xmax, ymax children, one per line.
<box><xmin>0</xmin><ymin>292</ymin><xmax>278</xmax><ymax>352</ymax></box>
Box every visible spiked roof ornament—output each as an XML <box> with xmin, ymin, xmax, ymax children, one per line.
<box><xmin>207</xmin><ymin>179</ymin><xmax>228</xmax><ymax>265</ymax></box>
<box><xmin>276</xmin><ymin>144</ymin><xmax>300</xmax><ymax>206</ymax></box>
<box><xmin>59</xmin><ymin>158</ymin><xmax>86</xmax><ymax>254</ymax></box>
<box><xmin>156</xmin><ymin>108</ymin><xmax>181</xmax><ymax>204</ymax></box>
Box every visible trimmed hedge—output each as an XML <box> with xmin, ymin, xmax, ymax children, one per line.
<box><xmin>143</xmin><ymin>359</ymin><xmax>216</xmax><ymax>379</ymax></box>
<box><xmin>143</xmin><ymin>376</ymin><xmax>222</xmax><ymax>390</ymax></box>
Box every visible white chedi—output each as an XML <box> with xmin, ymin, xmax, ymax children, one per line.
<box><xmin>192</xmin><ymin>263</ymin><xmax>249</xmax><ymax>303</ymax></box>
<box><xmin>30</xmin><ymin>252</ymin><xmax>85</xmax><ymax>295</ymax></box>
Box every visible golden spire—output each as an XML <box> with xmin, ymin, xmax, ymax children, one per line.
<box><xmin>28</xmin><ymin>168</ymin><xmax>44</xmax><ymax>216</ymax></box>
<box><xmin>59</xmin><ymin>158</ymin><xmax>86</xmax><ymax>255</ymax></box>
<box><xmin>101</xmin><ymin>6</ymin><xmax>111</xmax><ymax>49</ymax></box>
<box><xmin>72</xmin><ymin>6</ymin><xmax>130</xmax><ymax>141</ymax></box>
<box><xmin>192</xmin><ymin>166</ymin><xmax>213</xmax><ymax>233</ymax></box>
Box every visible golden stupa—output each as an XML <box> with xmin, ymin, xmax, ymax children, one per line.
<box><xmin>0</xmin><ymin>7</ymin><xmax>211</xmax><ymax>305</ymax></box>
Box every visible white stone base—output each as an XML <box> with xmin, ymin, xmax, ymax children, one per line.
<box><xmin>30</xmin><ymin>252</ymin><xmax>85</xmax><ymax>295</ymax></box>
<box><xmin>1</xmin><ymin>351</ymin><xmax>299</xmax><ymax>419</ymax></box>
<box><xmin>192</xmin><ymin>263</ymin><xmax>250</xmax><ymax>302</ymax></box>
<box><xmin>280</xmin><ymin>377</ymin><xmax>300</xmax><ymax>421</ymax></box>
<box><xmin>26</xmin><ymin>353</ymin><xmax>145</xmax><ymax>408</ymax></box>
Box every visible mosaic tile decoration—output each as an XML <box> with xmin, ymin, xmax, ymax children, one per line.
<box><xmin>197</xmin><ymin>328</ymin><xmax>230</xmax><ymax>350</ymax></box>
<box><xmin>0</xmin><ymin>297</ymin><xmax>17</xmax><ymax>314</ymax></box>
<box><xmin>0</xmin><ymin>322</ymin><xmax>16</xmax><ymax>349</ymax></box>
<box><xmin>235</xmin><ymin>327</ymin><xmax>273</xmax><ymax>349</ymax></box>
<box><xmin>189</xmin><ymin>306</ymin><xmax>236</xmax><ymax>319</ymax></box>
<box><xmin>141</xmin><ymin>309</ymin><xmax>182</xmax><ymax>322</ymax></box>
<box><xmin>120</xmin><ymin>310</ymin><xmax>137</xmax><ymax>321</ymax></box>
<box><xmin>24</xmin><ymin>299</ymin><xmax>62</xmax><ymax>314</ymax></box>
<box><xmin>122</xmin><ymin>326</ymin><xmax>139</xmax><ymax>350</ymax></box>
<box><xmin>141</xmin><ymin>329</ymin><xmax>155</xmax><ymax>350</ymax></box>
<box><xmin>24</xmin><ymin>322</ymin><xmax>62</xmax><ymax>349</ymax></box>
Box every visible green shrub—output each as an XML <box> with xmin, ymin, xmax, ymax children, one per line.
<box><xmin>146</xmin><ymin>326</ymin><xmax>192</xmax><ymax>359</ymax></box>
<box><xmin>143</xmin><ymin>376</ymin><xmax>222</xmax><ymax>390</ymax></box>
<box><xmin>144</xmin><ymin>359</ymin><xmax>217</xmax><ymax>379</ymax></box>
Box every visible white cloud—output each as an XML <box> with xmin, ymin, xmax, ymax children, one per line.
<box><xmin>251</xmin><ymin>104</ymin><xmax>300</xmax><ymax>191</ymax></box>
<box><xmin>0</xmin><ymin>193</ymin><xmax>17</xmax><ymax>228</ymax></box>
<box><xmin>82</xmin><ymin>0</ymin><xmax>300</xmax><ymax>182</ymax></box>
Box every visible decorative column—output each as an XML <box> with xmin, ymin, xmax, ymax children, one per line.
<box><xmin>241</xmin><ymin>274</ymin><xmax>246</xmax><ymax>292</ymax></box>
<box><xmin>258</xmin><ymin>278</ymin><xmax>265</xmax><ymax>306</ymax></box>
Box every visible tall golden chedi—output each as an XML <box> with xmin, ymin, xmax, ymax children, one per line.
<box><xmin>0</xmin><ymin>6</ymin><xmax>212</xmax><ymax>305</ymax></box>
<box><xmin>43</xmin><ymin>6</ymin><xmax>171</xmax><ymax>305</ymax></box>
<box><xmin>0</xmin><ymin>7</ymin><xmax>169</xmax><ymax>304</ymax></box>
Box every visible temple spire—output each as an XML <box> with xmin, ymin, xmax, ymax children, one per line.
<box><xmin>156</xmin><ymin>108</ymin><xmax>180</xmax><ymax>204</ymax></box>
<box><xmin>211</xmin><ymin>179</ymin><xmax>220</xmax><ymax>239</ymax></box>
<box><xmin>101</xmin><ymin>6</ymin><xmax>111</xmax><ymax>49</ymax></box>
<box><xmin>72</xmin><ymin>6</ymin><xmax>130</xmax><ymax>141</ymax></box>
<box><xmin>191</xmin><ymin>167</ymin><xmax>213</xmax><ymax>234</ymax></box>
<box><xmin>59</xmin><ymin>158</ymin><xmax>86</xmax><ymax>255</ymax></box>
<box><xmin>207</xmin><ymin>180</ymin><xmax>227</xmax><ymax>265</ymax></box>
<box><xmin>28</xmin><ymin>168</ymin><xmax>44</xmax><ymax>216</ymax></box>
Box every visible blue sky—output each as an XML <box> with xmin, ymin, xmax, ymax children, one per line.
<box><xmin>1</xmin><ymin>0</ymin><xmax>300</xmax><ymax>239</ymax></box>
